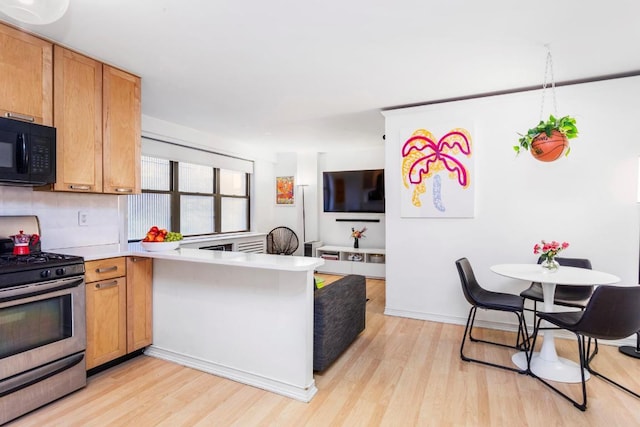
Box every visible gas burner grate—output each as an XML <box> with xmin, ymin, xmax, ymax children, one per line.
<box><xmin>0</xmin><ymin>252</ymin><xmax>80</xmax><ymax>266</ymax></box>
<box><xmin>0</xmin><ymin>251</ymin><xmax>85</xmax><ymax>289</ymax></box>
<box><xmin>0</xmin><ymin>254</ymin><xmax>48</xmax><ymax>264</ymax></box>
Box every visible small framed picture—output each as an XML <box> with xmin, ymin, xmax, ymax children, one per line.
<box><xmin>276</xmin><ymin>176</ymin><xmax>295</xmax><ymax>205</ymax></box>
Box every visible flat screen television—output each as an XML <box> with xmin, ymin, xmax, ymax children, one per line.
<box><xmin>323</xmin><ymin>169</ymin><xmax>385</xmax><ymax>213</ymax></box>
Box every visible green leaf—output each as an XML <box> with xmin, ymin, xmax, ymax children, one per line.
<box><xmin>515</xmin><ymin>114</ymin><xmax>579</xmax><ymax>157</ymax></box>
<box><xmin>544</xmin><ymin>124</ymin><xmax>554</xmax><ymax>136</ymax></box>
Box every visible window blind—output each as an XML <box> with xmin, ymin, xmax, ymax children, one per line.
<box><xmin>141</xmin><ymin>137</ymin><xmax>254</xmax><ymax>174</ymax></box>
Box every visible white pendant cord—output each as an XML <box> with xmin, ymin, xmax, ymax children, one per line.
<box><xmin>539</xmin><ymin>45</ymin><xmax>559</xmax><ymax>121</ymax></box>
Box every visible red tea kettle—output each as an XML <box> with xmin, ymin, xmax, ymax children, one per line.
<box><xmin>9</xmin><ymin>230</ymin><xmax>39</xmax><ymax>255</ymax></box>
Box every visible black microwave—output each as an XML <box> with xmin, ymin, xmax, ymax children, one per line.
<box><xmin>0</xmin><ymin>117</ymin><xmax>56</xmax><ymax>186</ymax></box>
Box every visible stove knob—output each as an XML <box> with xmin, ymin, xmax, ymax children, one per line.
<box><xmin>41</xmin><ymin>270</ymin><xmax>52</xmax><ymax>278</ymax></box>
<box><xmin>56</xmin><ymin>267</ymin><xmax>66</xmax><ymax>276</ymax></box>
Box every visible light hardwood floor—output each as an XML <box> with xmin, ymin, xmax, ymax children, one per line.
<box><xmin>8</xmin><ymin>275</ymin><xmax>640</xmax><ymax>426</ymax></box>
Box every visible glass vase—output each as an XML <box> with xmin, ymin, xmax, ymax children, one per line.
<box><xmin>541</xmin><ymin>257</ymin><xmax>560</xmax><ymax>272</ymax></box>
<box><xmin>353</xmin><ymin>238</ymin><xmax>359</xmax><ymax>249</ymax></box>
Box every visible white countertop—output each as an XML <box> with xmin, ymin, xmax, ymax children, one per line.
<box><xmin>55</xmin><ymin>244</ymin><xmax>126</xmax><ymax>260</ymax></box>
<box><xmin>131</xmin><ymin>243</ymin><xmax>323</xmax><ymax>271</ymax></box>
<box><xmin>51</xmin><ymin>232</ymin><xmax>267</xmax><ymax>261</ymax></box>
<box><xmin>56</xmin><ymin>242</ymin><xmax>323</xmax><ymax>272</ymax></box>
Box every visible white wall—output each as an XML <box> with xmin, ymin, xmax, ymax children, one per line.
<box><xmin>383</xmin><ymin>76</ymin><xmax>640</xmax><ymax>330</ymax></box>
<box><xmin>318</xmin><ymin>148</ymin><xmax>386</xmax><ymax>249</ymax></box>
<box><xmin>252</xmin><ymin>159</ymin><xmax>276</xmax><ymax>235</ymax></box>
<box><xmin>261</xmin><ymin>149</ymin><xmax>388</xmax><ymax>255</ymax></box>
<box><xmin>142</xmin><ymin>115</ymin><xmax>276</xmax><ymax>163</ymax></box>
<box><xmin>252</xmin><ymin>152</ymin><xmax>318</xmax><ymax>255</ymax></box>
<box><xmin>297</xmin><ymin>152</ymin><xmax>319</xmax><ymax>244</ymax></box>
<box><xmin>0</xmin><ymin>116</ymin><xmax>280</xmax><ymax>251</ymax></box>
<box><xmin>268</xmin><ymin>153</ymin><xmax>300</xmax><ymax>253</ymax></box>
<box><xmin>0</xmin><ymin>186</ymin><xmax>122</xmax><ymax>251</ymax></box>
<box><xmin>143</xmin><ymin>115</ymin><xmax>284</xmax><ymax>245</ymax></box>
<box><xmin>0</xmin><ymin>113</ymin><xmax>385</xmax><ymax>256</ymax></box>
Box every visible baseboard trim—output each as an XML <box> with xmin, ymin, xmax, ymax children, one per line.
<box><xmin>383</xmin><ymin>307</ymin><xmax>637</xmax><ymax>347</ymax></box>
<box><xmin>144</xmin><ymin>346</ymin><xmax>318</xmax><ymax>403</ymax></box>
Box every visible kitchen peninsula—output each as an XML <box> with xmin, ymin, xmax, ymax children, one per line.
<box><xmin>127</xmin><ymin>244</ymin><xmax>324</xmax><ymax>402</ymax></box>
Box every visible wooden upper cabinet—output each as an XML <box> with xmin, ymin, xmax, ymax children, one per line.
<box><xmin>0</xmin><ymin>23</ymin><xmax>52</xmax><ymax>125</ymax></box>
<box><xmin>2</xmin><ymin>23</ymin><xmax>141</xmax><ymax>194</ymax></box>
<box><xmin>53</xmin><ymin>46</ymin><xmax>103</xmax><ymax>192</ymax></box>
<box><xmin>50</xmin><ymin>48</ymin><xmax>141</xmax><ymax>194</ymax></box>
<box><xmin>103</xmin><ymin>65</ymin><xmax>141</xmax><ymax>194</ymax></box>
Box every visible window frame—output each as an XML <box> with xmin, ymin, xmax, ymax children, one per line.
<box><xmin>128</xmin><ymin>156</ymin><xmax>251</xmax><ymax>241</ymax></box>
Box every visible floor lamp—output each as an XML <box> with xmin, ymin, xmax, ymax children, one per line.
<box><xmin>299</xmin><ymin>184</ymin><xmax>308</xmax><ymax>243</ymax></box>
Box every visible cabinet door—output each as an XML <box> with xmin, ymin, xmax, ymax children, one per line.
<box><xmin>102</xmin><ymin>65</ymin><xmax>141</xmax><ymax>194</ymax></box>
<box><xmin>126</xmin><ymin>257</ymin><xmax>153</xmax><ymax>352</ymax></box>
<box><xmin>85</xmin><ymin>276</ymin><xmax>127</xmax><ymax>369</ymax></box>
<box><xmin>0</xmin><ymin>23</ymin><xmax>52</xmax><ymax>124</ymax></box>
<box><xmin>53</xmin><ymin>46</ymin><xmax>103</xmax><ymax>192</ymax></box>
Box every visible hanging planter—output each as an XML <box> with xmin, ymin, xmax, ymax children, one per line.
<box><xmin>530</xmin><ymin>129</ymin><xmax>568</xmax><ymax>162</ymax></box>
<box><xmin>515</xmin><ymin>114</ymin><xmax>578</xmax><ymax>162</ymax></box>
<box><xmin>513</xmin><ymin>46</ymin><xmax>579</xmax><ymax>162</ymax></box>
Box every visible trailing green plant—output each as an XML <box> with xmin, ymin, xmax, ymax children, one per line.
<box><xmin>514</xmin><ymin>114</ymin><xmax>578</xmax><ymax>156</ymax></box>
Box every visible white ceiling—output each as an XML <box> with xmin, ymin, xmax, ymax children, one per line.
<box><xmin>4</xmin><ymin>0</ymin><xmax>640</xmax><ymax>154</ymax></box>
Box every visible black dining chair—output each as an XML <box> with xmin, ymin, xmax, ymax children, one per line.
<box><xmin>455</xmin><ymin>258</ymin><xmax>529</xmax><ymax>373</ymax></box>
<box><xmin>528</xmin><ymin>285</ymin><xmax>640</xmax><ymax>411</ymax></box>
<box><xmin>520</xmin><ymin>257</ymin><xmax>594</xmax><ymax>317</ymax></box>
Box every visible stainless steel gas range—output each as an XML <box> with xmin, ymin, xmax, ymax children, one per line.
<box><xmin>0</xmin><ymin>216</ymin><xmax>86</xmax><ymax>425</ymax></box>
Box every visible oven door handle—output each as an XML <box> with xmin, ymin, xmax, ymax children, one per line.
<box><xmin>0</xmin><ymin>352</ymin><xmax>84</xmax><ymax>398</ymax></box>
<box><xmin>0</xmin><ymin>276</ymin><xmax>84</xmax><ymax>303</ymax></box>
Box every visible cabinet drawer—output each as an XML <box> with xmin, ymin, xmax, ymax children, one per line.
<box><xmin>85</xmin><ymin>257</ymin><xmax>126</xmax><ymax>282</ymax></box>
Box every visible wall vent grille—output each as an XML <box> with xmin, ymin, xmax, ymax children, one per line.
<box><xmin>237</xmin><ymin>240</ymin><xmax>265</xmax><ymax>253</ymax></box>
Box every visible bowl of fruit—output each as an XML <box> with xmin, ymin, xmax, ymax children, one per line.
<box><xmin>140</xmin><ymin>226</ymin><xmax>183</xmax><ymax>251</ymax></box>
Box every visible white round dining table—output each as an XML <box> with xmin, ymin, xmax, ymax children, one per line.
<box><xmin>490</xmin><ymin>263</ymin><xmax>620</xmax><ymax>383</ymax></box>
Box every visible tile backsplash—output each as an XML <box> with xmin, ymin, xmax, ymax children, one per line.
<box><xmin>0</xmin><ymin>186</ymin><xmax>123</xmax><ymax>250</ymax></box>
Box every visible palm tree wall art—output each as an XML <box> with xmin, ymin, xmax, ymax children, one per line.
<box><xmin>401</xmin><ymin>127</ymin><xmax>474</xmax><ymax>217</ymax></box>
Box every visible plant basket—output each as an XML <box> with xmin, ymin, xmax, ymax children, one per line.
<box><xmin>514</xmin><ymin>48</ymin><xmax>579</xmax><ymax>162</ymax></box>
<box><xmin>530</xmin><ymin>130</ymin><xmax>569</xmax><ymax>162</ymax></box>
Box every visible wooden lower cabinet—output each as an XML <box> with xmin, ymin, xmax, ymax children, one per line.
<box><xmin>126</xmin><ymin>257</ymin><xmax>153</xmax><ymax>352</ymax></box>
<box><xmin>85</xmin><ymin>258</ymin><xmax>127</xmax><ymax>370</ymax></box>
<box><xmin>85</xmin><ymin>256</ymin><xmax>152</xmax><ymax>370</ymax></box>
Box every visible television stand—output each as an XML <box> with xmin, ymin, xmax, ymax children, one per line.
<box><xmin>315</xmin><ymin>245</ymin><xmax>385</xmax><ymax>278</ymax></box>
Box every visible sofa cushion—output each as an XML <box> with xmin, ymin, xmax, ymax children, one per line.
<box><xmin>313</xmin><ymin>275</ymin><xmax>326</xmax><ymax>290</ymax></box>
<box><xmin>313</xmin><ymin>274</ymin><xmax>366</xmax><ymax>371</ymax></box>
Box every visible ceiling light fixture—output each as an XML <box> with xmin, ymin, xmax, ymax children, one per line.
<box><xmin>0</xmin><ymin>0</ymin><xmax>69</xmax><ymax>25</ymax></box>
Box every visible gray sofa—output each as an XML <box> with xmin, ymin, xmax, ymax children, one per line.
<box><xmin>313</xmin><ymin>274</ymin><xmax>366</xmax><ymax>372</ymax></box>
